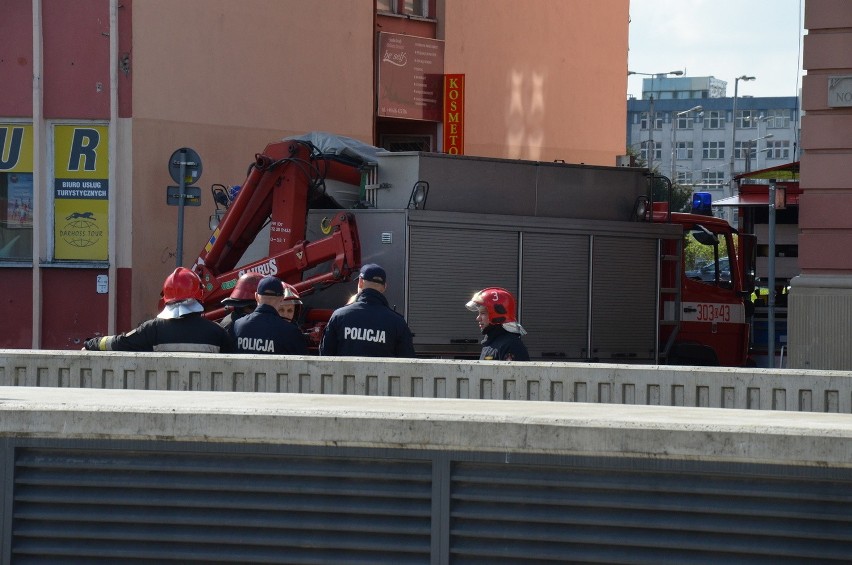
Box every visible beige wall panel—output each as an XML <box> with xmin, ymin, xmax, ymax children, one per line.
<box><xmin>805</xmin><ymin>0</ymin><xmax>852</xmax><ymax>29</ymax></box>
<box><xmin>801</xmin><ymin>114</ymin><xmax>852</xmax><ymax>149</ymax></box>
<box><xmin>441</xmin><ymin>0</ymin><xmax>628</xmax><ymax>165</ymax></box>
<box><xmin>131</xmin><ymin>0</ymin><xmax>375</xmax><ymax>140</ymax></box>
<box><xmin>803</xmin><ymin>32</ymin><xmax>852</xmax><ymax>72</ymax></box>
<box><xmin>798</xmin><ymin>231</ymin><xmax>852</xmax><ymax>272</ymax></box>
<box><xmin>801</xmin><ymin>72</ymin><xmax>852</xmax><ymax>112</ymax></box>
<box><xmin>127</xmin><ymin>1</ymin><xmax>376</xmax><ymax>322</ymax></box>
<box><xmin>800</xmin><ymin>153</ymin><xmax>852</xmax><ymax>189</ymax></box>
<box><xmin>130</xmin><ymin>119</ymin><xmax>301</xmax><ymax>322</ymax></box>
<box><xmin>800</xmin><ymin>192</ymin><xmax>852</xmax><ymax>228</ymax></box>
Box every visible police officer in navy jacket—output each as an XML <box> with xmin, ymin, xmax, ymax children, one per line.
<box><xmin>233</xmin><ymin>275</ymin><xmax>309</xmax><ymax>355</ymax></box>
<box><xmin>319</xmin><ymin>263</ymin><xmax>415</xmax><ymax>357</ymax></box>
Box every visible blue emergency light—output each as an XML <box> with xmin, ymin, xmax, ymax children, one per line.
<box><xmin>692</xmin><ymin>192</ymin><xmax>712</xmax><ymax>215</ymax></box>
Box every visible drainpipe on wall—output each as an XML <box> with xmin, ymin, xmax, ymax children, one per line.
<box><xmin>108</xmin><ymin>0</ymin><xmax>118</xmax><ymax>334</ymax></box>
<box><xmin>31</xmin><ymin>0</ymin><xmax>44</xmax><ymax>349</ymax></box>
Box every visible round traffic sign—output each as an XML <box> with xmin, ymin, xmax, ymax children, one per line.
<box><xmin>168</xmin><ymin>147</ymin><xmax>203</xmax><ymax>185</ymax></box>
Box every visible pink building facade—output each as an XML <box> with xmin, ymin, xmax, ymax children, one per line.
<box><xmin>789</xmin><ymin>0</ymin><xmax>852</xmax><ymax>369</ymax></box>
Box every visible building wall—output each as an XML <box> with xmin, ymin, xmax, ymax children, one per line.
<box><xmin>442</xmin><ymin>0</ymin><xmax>629</xmax><ymax>164</ymax></box>
<box><xmin>126</xmin><ymin>1</ymin><xmax>377</xmax><ymax>320</ymax></box>
<box><xmin>798</xmin><ymin>0</ymin><xmax>852</xmax><ymax>272</ymax></box>
<box><xmin>626</xmin><ymin>96</ymin><xmax>800</xmax><ymax>204</ymax></box>
<box><xmin>788</xmin><ymin>0</ymin><xmax>852</xmax><ymax>369</ymax></box>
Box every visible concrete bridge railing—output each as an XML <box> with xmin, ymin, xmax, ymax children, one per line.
<box><xmin>3</xmin><ymin>349</ymin><xmax>852</xmax><ymax>412</ymax></box>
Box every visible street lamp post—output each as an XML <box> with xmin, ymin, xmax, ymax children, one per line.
<box><xmin>744</xmin><ymin>133</ymin><xmax>774</xmax><ymax>172</ymax></box>
<box><xmin>670</xmin><ymin>105</ymin><xmax>703</xmax><ymax>180</ymax></box>
<box><xmin>628</xmin><ymin>69</ymin><xmax>683</xmax><ymax>174</ymax></box>
<box><xmin>729</xmin><ymin>75</ymin><xmax>755</xmax><ymax>195</ymax></box>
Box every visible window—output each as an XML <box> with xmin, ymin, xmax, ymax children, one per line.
<box><xmin>766</xmin><ymin>140</ymin><xmax>791</xmax><ymax>160</ymax></box>
<box><xmin>702</xmin><ymin>141</ymin><xmax>725</xmax><ymax>159</ymax></box>
<box><xmin>377</xmin><ymin>0</ymin><xmax>433</xmax><ymax>17</ymax></box>
<box><xmin>676</xmin><ymin>172</ymin><xmax>692</xmax><ymax>185</ymax></box>
<box><xmin>736</xmin><ymin>110</ymin><xmax>757</xmax><ymax>129</ymax></box>
<box><xmin>675</xmin><ymin>114</ymin><xmax>697</xmax><ymax>129</ymax></box>
<box><xmin>640</xmin><ymin>140</ymin><xmax>661</xmax><ymax>162</ymax></box>
<box><xmin>704</xmin><ymin>111</ymin><xmax>724</xmax><ymax>129</ymax></box>
<box><xmin>734</xmin><ymin>141</ymin><xmax>758</xmax><ymax>160</ymax></box>
<box><xmin>675</xmin><ymin>141</ymin><xmax>693</xmax><ymax>160</ymax></box>
<box><xmin>765</xmin><ymin>109</ymin><xmax>791</xmax><ymax>129</ymax></box>
<box><xmin>380</xmin><ymin>134</ymin><xmax>432</xmax><ymax>152</ymax></box>
<box><xmin>700</xmin><ymin>171</ymin><xmax>725</xmax><ymax>188</ymax></box>
<box><xmin>0</xmin><ymin>123</ymin><xmax>33</xmax><ymax>262</ymax></box>
<box><xmin>640</xmin><ymin>112</ymin><xmax>663</xmax><ymax>130</ymax></box>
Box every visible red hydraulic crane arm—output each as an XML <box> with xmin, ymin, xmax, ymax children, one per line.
<box><xmin>191</xmin><ymin>139</ymin><xmax>364</xmax><ymax>317</ymax></box>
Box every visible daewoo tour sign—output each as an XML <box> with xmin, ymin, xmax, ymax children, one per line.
<box><xmin>54</xmin><ymin>125</ymin><xmax>109</xmax><ymax>261</ymax></box>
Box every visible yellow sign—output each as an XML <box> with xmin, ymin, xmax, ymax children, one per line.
<box><xmin>0</xmin><ymin>124</ymin><xmax>34</xmax><ymax>172</ymax></box>
<box><xmin>53</xmin><ymin>125</ymin><xmax>109</xmax><ymax>260</ymax></box>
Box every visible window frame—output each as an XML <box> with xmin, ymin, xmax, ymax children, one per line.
<box><xmin>377</xmin><ymin>0</ymin><xmax>435</xmax><ymax>18</ymax></box>
<box><xmin>702</xmin><ymin>141</ymin><xmax>725</xmax><ymax>160</ymax></box>
<box><xmin>704</xmin><ymin>110</ymin><xmax>724</xmax><ymax>129</ymax></box>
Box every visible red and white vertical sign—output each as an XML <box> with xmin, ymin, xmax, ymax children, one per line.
<box><xmin>443</xmin><ymin>74</ymin><xmax>464</xmax><ymax>154</ymax></box>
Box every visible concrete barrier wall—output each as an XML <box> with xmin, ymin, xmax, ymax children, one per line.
<box><xmin>3</xmin><ymin>349</ymin><xmax>852</xmax><ymax>412</ymax></box>
<box><xmin>3</xmin><ymin>386</ymin><xmax>852</xmax><ymax>466</ymax></box>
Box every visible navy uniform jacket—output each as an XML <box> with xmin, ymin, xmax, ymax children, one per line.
<box><xmin>233</xmin><ymin>304</ymin><xmax>308</xmax><ymax>355</ymax></box>
<box><xmin>84</xmin><ymin>314</ymin><xmax>234</xmax><ymax>353</ymax></box>
<box><xmin>479</xmin><ymin>325</ymin><xmax>530</xmax><ymax>361</ymax></box>
<box><xmin>319</xmin><ymin>288</ymin><xmax>415</xmax><ymax>357</ymax></box>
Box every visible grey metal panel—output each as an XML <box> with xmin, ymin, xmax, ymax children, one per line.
<box><xmin>7</xmin><ymin>440</ymin><xmax>852</xmax><ymax>563</ymax></box>
<box><xmin>414</xmin><ymin>153</ymin><xmax>649</xmax><ymax>222</ymax></box>
<box><xmin>11</xmin><ymin>447</ymin><xmax>432</xmax><ymax>564</ymax></box>
<box><xmin>591</xmin><ymin>236</ymin><xmax>659</xmax><ymax>361</ymax></box>
<box><xmin>449</xmin><ymin>459</ymin><xmax>852</xmax><ymax>564</ymax></box>
<box><xmin>304</xmin><ymin>209</ymin><xmax>409</xmax><ymax>312</ymax></box>
<box><xmin>407</xmin><ymin>225</ymin><xmax>518</xmax><ymax>349</ymax></box>
<box><xmin>521</xmin><ymin>233</ymin><xmax>590</xmax><ymax>360</ymax></box>
<box><xmin>533</xmin><ymin>162</ymin><xmax>648</xmax><ymax>221</ymax></box>
<box><xmin>1</xmin><ymin>439</ymin><xmax>10</xmax><ymax>565</ymax></box>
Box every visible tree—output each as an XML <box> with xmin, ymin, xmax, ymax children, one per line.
<box><xmin>626</xmin><ymin>146</ymin><xmax>693</xmax><ymax>212</ymax></box>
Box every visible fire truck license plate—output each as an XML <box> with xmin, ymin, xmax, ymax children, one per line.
<box><xmin>665</xmin><ymin>301</ymin><xmax>745</xmax><ymax>323</ymax></box>
<box><xmin>696</xmin><ymin>303</ymin><xmax>730</xmax><ymax>322</ymax></box>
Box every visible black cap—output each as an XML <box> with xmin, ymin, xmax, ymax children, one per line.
<box><xmin>256</xmin><ymin>276</ymin><xmax>285</xmax><ymax>296</ymax></box>
<box><xmin>359</xmin><ymin>263</ymin><xmax>386</xmax><ymax>285</ymax></box>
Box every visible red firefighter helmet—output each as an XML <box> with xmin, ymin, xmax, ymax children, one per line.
<box><xmin>275</xmin><ymin>283</ymin><xmax>303</xmax><ymax>321</ymax></box>
<box><xmin>222</xmin><ymin>272</ymin><xmax>264</xmax><ymax>307</ymax></box>
<box><xmin>162</xmin><ymin>267</ymin><xmax>203</xmax><ymax>304</ymax></box>
<box><xmin>465</xmin><ymin>287</ymin><xmax>526</xmax><ymax>335</ymax></box>
<box><xmin>281</xmin><ymin>283</ymin><xmax>302</xmax><ymax>304</ymax></box>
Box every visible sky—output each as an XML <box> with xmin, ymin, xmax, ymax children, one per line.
<box><xmin>627</xmin><ymin>0</ymin><xmax>806</xmax><ymax>99</ymax></box>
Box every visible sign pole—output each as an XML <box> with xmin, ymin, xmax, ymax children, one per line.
<box><xmin>176</xmin><ymin>150</ymin><xmax>187</xmax><ymax>267</ymax></box>
<box><xmin>167</xmin><ymin>147</ymin><xmax>203</xmax><ymax>268</ymax></box>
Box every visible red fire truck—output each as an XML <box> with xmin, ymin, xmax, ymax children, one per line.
<box><xmin>191</xmin><ymin>134</ymin><xmax>755</xmax><ymax>365</ymax></box>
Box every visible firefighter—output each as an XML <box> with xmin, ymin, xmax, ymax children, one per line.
<box><xmin>83</xmin><ymin>267</ymin><xmax>233</xmax><ymax>353</ymax></box>
<box><xmin>232</xmin><ymin>276</ymin><xmax>308</xmax><ymax>355</ymax></box>
<box><xmin>465</xmin><ymin>287</ymin><xmax>530</xmax><ymax>361</ymax></box>
<box><xmin>219</xmin><ymin>271</ymin><xmax>264</xmax><ymax>334</ymax></box>
<box><xmin>319</xmin><ymin>263</ymin><xmax>415</xmax><ymax>357</ymax></box>
<box><xmin>276</xmin><ymin>282</ymin><xmax>303</xmax><ymax>322</ymax></box>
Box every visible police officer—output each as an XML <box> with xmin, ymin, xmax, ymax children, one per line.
<box><xmin>465</xmin><ymin>287</ymin><xmax>530</xmax><ymax>361</ymax></box>
<box><xmin>219</xmin><ymin>271</ymin><xmax>263</xmax><ymax>334</ymax></box>
<box><xmin>319</xmin><ymin>263</ymin><xmax>415</xmax><ymax>357</ymax></box>
<box><xmin>233</xmin><ymin>275</ymin><xmax>308</xmax><ymax>355</ymax></box>
<box><xmin>83</xmin><ymin>267</ymin><xmax>233</xmax><ymax>353</ymax></box>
